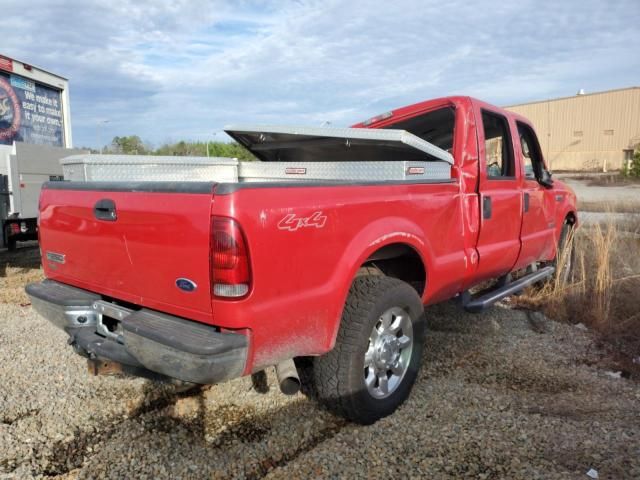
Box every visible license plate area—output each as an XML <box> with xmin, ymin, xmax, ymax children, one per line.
<box><xmin>92</xmin><ymin>300</ymin><xmax>133</xmax><ymax>344</ymax></box>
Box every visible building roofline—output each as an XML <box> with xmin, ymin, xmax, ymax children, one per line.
<box><xmin>505</xmin><ymin>86</ymin><xmax>640</xmax><ymax>108</ymax></box>
<box><xmin>0</xmin><ymin>53</ymin><xmax>68</xmax><ymax>81</ymax></box>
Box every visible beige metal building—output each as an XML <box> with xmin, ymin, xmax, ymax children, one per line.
<box><xmin>505</xmin><ymin>87</ymin><xmax>640</xmax><ymax>171</ymax></box>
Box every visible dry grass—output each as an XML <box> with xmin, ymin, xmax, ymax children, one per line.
<box><xmin>0</xmin><ymin>243</ymin><xmax>44</xmax><ymax>305</ymax></box>
<box><xmin>579</xmin><ymin>200</ymin><xmax>640</xmax><ymax>214</ymax></box>
<box><xmin>517</xmin><ymin>215</ymin><xmax>640</xmax><ymax>366</ymax></box>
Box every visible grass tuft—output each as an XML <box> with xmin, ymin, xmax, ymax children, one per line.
<box><xmin>518</xmin><ymin>214</ymin><xmax>640</xmax><ymax>357</ymax></box>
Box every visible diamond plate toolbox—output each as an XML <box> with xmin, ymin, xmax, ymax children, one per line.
<box><xmin>61</xmin><ymin>155</ymin><xmax>239</xmax><ymax>182</ymax></box>
<box><xmin>238</xmin><ymin>161</ymin><xmax>451</xmax><ymax>182</ymax></box>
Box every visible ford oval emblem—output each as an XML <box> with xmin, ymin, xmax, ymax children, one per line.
<box><xmin>175</xmin><ymin>278</ymin><xmax>197</xmax><ymax>293</ymax></box>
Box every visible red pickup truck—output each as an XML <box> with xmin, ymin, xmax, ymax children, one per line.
<box><xmin>27</xmin><ymin>96</ymin><xmax>577</xmax><ymax>424</ymax></box>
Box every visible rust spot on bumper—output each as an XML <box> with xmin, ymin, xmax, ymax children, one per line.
<box><xmin>87</xmin><ymin>358</ymin><xmax>123</xmax><ymax>376</ymax></box>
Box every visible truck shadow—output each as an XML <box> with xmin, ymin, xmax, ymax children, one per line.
<box><xmin>53</xmin><ymin>302</ymin><xmax>504</xmax><ymax>477</ymax></box>
<box><xmin>41</xmin><ymin>302</ymin><xmax>596</xmax><ymax>478</ymax></box>
<box><xmin>43</xmin><ymin>376</ymin><xmax>347</xmax><ymax>478</ymax></box>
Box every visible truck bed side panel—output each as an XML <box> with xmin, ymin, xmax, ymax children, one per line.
<box><xmin>210</xmin><ymin>181</ymin><xmax>466</xmax><ymax>371</ymax></box>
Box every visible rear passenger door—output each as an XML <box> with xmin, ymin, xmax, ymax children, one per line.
<box><xmin>474</xmin><ymin>108</ymin><xmax>523</xmax><ymax>282</ymax></box>
<box><xmin>515</xmin><ymin>122</ymin><xmax>556</xmax><ymax>267</ymax></box>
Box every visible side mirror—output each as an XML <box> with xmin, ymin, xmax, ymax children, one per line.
<box><xmin>538</xmin><ymin>169</ymin><xmax>554</xmax><ymax>188</ymax></box>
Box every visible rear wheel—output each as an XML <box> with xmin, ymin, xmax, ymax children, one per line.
<box><xmin>312</xmin><ymin>275</ymin><xmax>425</xmax><ymax>424</ymax></box>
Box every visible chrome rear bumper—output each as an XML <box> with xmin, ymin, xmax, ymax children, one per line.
<box><xmin>26</xmin><ymin>279</ymin><xmax>248</xmax><ymax>384</ymax></box>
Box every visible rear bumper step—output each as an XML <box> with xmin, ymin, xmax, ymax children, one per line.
<box><xmin>463</xmin><ymin>266</ymin><xmax>555</xmax><ymax>313</ymax></box>
<box><xmin>26</xmin><ymin>279</ymin><xmax>248</xmax><ymax>384</ymax></box>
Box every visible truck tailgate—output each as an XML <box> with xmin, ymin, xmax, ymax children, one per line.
<box><xmin>38</xmin><ymin>182</ymin><xmax>214</xmax><ymax>322</ymax></box>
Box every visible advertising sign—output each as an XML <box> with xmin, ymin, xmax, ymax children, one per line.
<box><xmin>0</xmin><ymin>70</ymin><xmax>64</xmax><ymax>146</ymax></box>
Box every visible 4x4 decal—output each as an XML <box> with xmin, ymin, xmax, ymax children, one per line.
<box><xmin>278</xmin><ymin>211</ymin><xmax>327</xmax><ymax>231</ymax></box>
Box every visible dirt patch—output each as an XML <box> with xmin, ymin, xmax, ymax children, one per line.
<box><xmin>579</xmin><ymin>201</ymin><xmax>640</xmax><ymax>213</ymax></box>
<box><xmin>203</xmin><ymin>404</ymin><xmax>272</xmax><ymax>446</ymax></box>
<box><xmin>460</xmin><ymin>354</ymin><xmax>580</xmax><ymax>394</ymax></box>
<box><xmin>560</xmin><ymin>175</ymin><xmax>640</xmax><ymax>214</ymax></box>
<box><xmin>570</xmin><ymin>173</ymin><xmax>640</xmax><ymax>187</ymax></box>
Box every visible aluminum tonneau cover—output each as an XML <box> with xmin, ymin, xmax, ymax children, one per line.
<box><xmin>224</xmin><ymin>125</ymin><xmax>454</xmax><ymax>165</ymax></box>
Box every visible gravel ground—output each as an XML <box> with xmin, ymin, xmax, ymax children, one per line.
<box><xmin>578</xmin><ymin>211</ymin><xmax>640</xmax><ymax>231</ymax></box>
<box><xmin>557</xmin><ymin>175</ymin><xmax>640</xmax><ymax>213</ymax></box>
<box><xmin>553</xmin><ymin>175</ymin><xmax>640</xmax><ymax>230</ymax></box>
<box><xmin>1</xmin><ymin>285</ymin><xmax>638</xmax><ymax>479</ymax></box>
<box><xmin>1</xmin><ymin>178</ymin><xmax>638</xmax><ymax>479</ymax></box>
<box><xmin>559</xmin><ymin>174</ymin><xmax>640</xmax><ymax>203</ymax></box>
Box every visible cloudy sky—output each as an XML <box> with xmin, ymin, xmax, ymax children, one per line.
<box><xmin>2</xmin><ymin>0</ymin><xmax>639</xmax><ymax>148</ymax></box>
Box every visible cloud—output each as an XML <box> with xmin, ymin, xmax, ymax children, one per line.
<box><xmin>1</xmin><ymin>0</ymin><xmax>638</xmax><ymax>147</ymax></box>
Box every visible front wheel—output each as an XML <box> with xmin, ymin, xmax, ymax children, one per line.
<box><xmin>312</xmin><ymin>275</ymin><xmax>426</xmax><ymax>424</ymax></box>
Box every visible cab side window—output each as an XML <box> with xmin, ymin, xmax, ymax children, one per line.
<box><xmin>520</xmin><ymin>134</ymin><xmax>535</xmax><ymax>178</ymax></box>
<box><xmin>482</xmin><ymin>111</ymin><xmax>515</xmax><ymax>178</ymax></box>
<box><xmin>384</xmin><ymin>107</ymin><xmax>456</xmax><ymax>152</ymax></box>
<box><xmin>517</xmin><ymin>122</ymin><xmax>543</xmax><ymax>180</ymax></box>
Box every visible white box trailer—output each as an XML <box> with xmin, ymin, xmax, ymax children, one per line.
<box><xmin>0</xmin><ymin>54</ymin><xmax>73</xmax><ymax>148</ymax></box>
<box><xmin>0</xmin><ymin>54</ymin><xmax>81</xmax><ymax>250</ymax></box>
<box><xmin>1</xmin><ymin>142</ymin><xmax>88</xmax><ymax>249</ymax></box>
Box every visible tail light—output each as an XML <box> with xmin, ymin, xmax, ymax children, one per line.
<box><xmin>211</xmin><ymin>217</ymin><xmax>251</xmax><ymax>298</ymax></box>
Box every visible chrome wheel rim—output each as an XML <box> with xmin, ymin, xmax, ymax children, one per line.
<box><xmin>364</xmin><ymin>306</ymin><xmax>414</xmax><ymax>399</ymax></box>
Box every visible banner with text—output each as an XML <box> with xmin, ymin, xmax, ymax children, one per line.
<box><xmin>0</xmin><ymin>70</ymin><xmax>64</xmax><ymax>146</ymax></box>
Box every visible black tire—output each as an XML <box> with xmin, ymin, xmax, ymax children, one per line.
<box><xmin>6</xmin><ymin>238</ymin><xmax>16</xmax><ymax>251</ymax></box>
<box><xmin>312</xmin><ymin>275</ymin><xmax>426</xmax><ymax>424</ymax></box>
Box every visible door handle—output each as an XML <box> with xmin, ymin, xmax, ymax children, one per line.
<box><xmin>483</xmin><ymin>196</ymin><xmax>492</xmax><ymax>219</ymax></box>
<box><xmin>524</xmin><ymin>193</ymin><xmax>530</xmax><ymax>213</ymax></box>
<box><xmin>94</xmin><ymin>198</ymin><xmax>117</xmax><ymax>221</ymax></box>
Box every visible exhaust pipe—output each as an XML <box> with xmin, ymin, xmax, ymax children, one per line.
<box><xmin>275</xmin><ymin>359</ymin><xmax>301</xmax><ymax>395</ymax></box>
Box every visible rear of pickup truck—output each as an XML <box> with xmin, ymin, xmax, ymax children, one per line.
<box><xmin>26</xmin><ymin>120</ymin><xmax>466</xmax><ymax>425</ymax></box>
<box><xmin>27</xmin><ymin>181</ymin><xmax>249</xmax><ymax>384</ymax></box>
<box><xmin>28</xmin><ymin>175</ymin><xmax>465</xmax><ymax>384</ymax></box>
<box><xmin>25</xmin><ymin>99</ymin><xmax>578</xmax><ymax>425</ymax></box>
